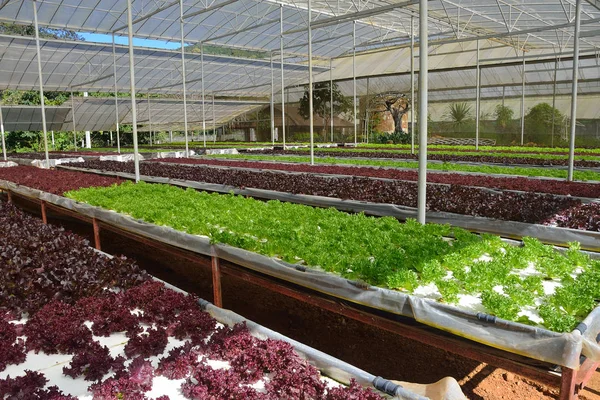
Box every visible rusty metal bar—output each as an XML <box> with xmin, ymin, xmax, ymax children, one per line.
<box><xmin>92</xmin><ymin>218</ymin><xmax>101</xmax><ymax>250</ymax></box>
<box><xmin>576</xmin><ymin>358</ymin><xmax>599</xmax><ymax>395</ymax></box>
<box><xmin>40</xmin><ymin>200</ymin><xmax>47</xmax><ymax>224</ymax></box>
<box><xmin>211</xmin><ymin>256</ymin><xmax>223</xmax><ymax>307</ymax></box>
<box><xmin>559</xmin><ymin>367</ymin><xmax>577</xmax><ymax>400</ymax></box>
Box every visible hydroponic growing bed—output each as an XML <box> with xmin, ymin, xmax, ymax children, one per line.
<box><xmin>0</xmin><ymin>201</ymin><xmax>422</xmax><ymax>399</ymax></box>
<box><xmin>243</xmin><ymin>148</ymin><xmax>600</xmax><ymax>168</ymax></box>
<box><xmin>1</xmin><ymin>177</ymin><xmax>598</xmax><ymax>400</ymax></box>
<box><xmin>206</xmin><ymin>154</ymin><xmax>600</xmax><ymax>181</ymax></box>
<box><xmin>152</xmin><ymin>157</ymin><xmax>600</xmax><ymax>198</ymax></box>
<box><xmin>68</xmin><ymin>160</ymin><xmax>597</xmax><ymax>230</ymax></box>
<box><xmin>56</xmin><ymin>162</ymin><xmax>600</xmax><ymax>251</ymax></box>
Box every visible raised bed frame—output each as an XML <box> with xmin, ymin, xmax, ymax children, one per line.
<box><xmin>2</xmin><ymin>183</ymin><xmax>600</xmax><ymax>400</ymax></box>
<box><xmin>59</xmin><ymin>164</ymin><xmax>600</xmax><ymax>252</ymax></box>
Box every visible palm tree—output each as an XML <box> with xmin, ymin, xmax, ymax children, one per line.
<box><xmin>446</xmin><ymin>102</ymin><xmax>472</xmax><ymax>129</ymax></box>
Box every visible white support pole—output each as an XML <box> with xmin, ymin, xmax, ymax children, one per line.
<box><xmin>410</xmin><ymin>15</ymin><xmax>415</xmax><ymax>154</ymax></box>
<box><xmin>270</xmin><ymin>52</ymin><xmax>275</xmax><ymax>145</ymax></box>
<box><xmin>71</xmin><ymin>90</ymin><xmax>77</xmax><ymax>151</ymax></box>
<box><xmin>201</xmin><ymin>43</ymin><xmax>207</xmax><ymax>148</ymax></box>
<box><xmin>110</xmin><ymin>131</ymin><xmax>113</xmax><ymax>146</ymax></box>
<box><xmin>365</xmin><ymin>77</ymin><xmax>370</xmax><ymax>143</ymax></box>
<box><xmin>520</xmin><ymin>51</ymin><xmax>526</xmax><ymax>146</ymax></box>
<box><xmin>212</xmin><ymin>95</ymin><xmax>216</xmax><ymax>143</ymax></box>
<box><xmin>352</xmin><ymin>20</ymin><xmax>357</xmax><ymax>146</ymax></box>
<box><xmin>0</xmin><ymin>106</ymin><xmax>6</xmax><ymax>161</ymax></box>
<box><xmin>33</xmin><ymin>0</ymin><xmax>49</xmax><ymax>165</ymax></box>
<box><xmin>180</xmin><ymin>0</ymin><xmax>190</xmax><ymax>157</ymax></box>
<box><xmin>51</xmin><ymin>130</ymin><xmax>54</xmax><ymax>149</ymax></box>
<box><xmin>280</xmin><ymin>4</ymin><xmax>286</xmax><ymax>149</ymax></box>
<box><xmin>308</xmin><ymin>0</ymin><xmax>314</xmax><ymax>164</ymax></box>
<box><xmin>147</xmin><ymin>94</ymin><xmax>153</xmax><ymax>146</ymax></box>
<box><xmin>127</xmin><ymin>0</ymin><xmax>140</xmax><ymax>182</ymax></box>
<box><xmin>568</xmin><ymin>0</ymin><xmax>582</xmax><ymax>181</ymax></box>
<box><xmin>551</xmin><ymin>58</ymin><xmax>558</xmax><ymax>148</ymax></box>
<box><xmin>417</xmin><ymin>0</ymin><xmax>428</xmax><ymax>225</ymax></box>
<box><xmin>330</xmin><ymin>58</ymin><xmax>334</xmax><ymax>143</ymax></box>
<box><xmin>112</xmin><ymin>33</ymin><xmax>121</xmax><ymax>154</ymax></box>
<box><xmin>84</xmin><ymin>92</ymin><xmax>91</xmax><ymax>148</ymax></box>
<box><xmin>475</xmin><ymin>39</ymin><xmax>481</xmax><ymax>150</ymax></box>
<box><xmin>170</xmin><ymin>130</ymin><xmax>173</xmax><ymax>143</ymax></box>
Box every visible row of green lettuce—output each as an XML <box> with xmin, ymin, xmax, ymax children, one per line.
<box><xmin>115</xmin><ymin>141</ymin><xmax>600</xmax><ymax>155</ymax></box>
<box><xmin>66</xmin><ymin>181</ymin><xmax>600</xmax><ymax>333</ymax></box>
<box><xmin>286</xmin><ymin>147</ymin><xmax>600</xmax><ymax>161</ymax></box>
<box><xmin>205</xmin><ymin>154</ymin><xmax>600</xmax><ymax>181</ymax></box>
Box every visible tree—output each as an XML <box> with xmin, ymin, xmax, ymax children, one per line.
<box><xmin>298</xmin><ymin>82</ymin><xmax>352</xmax><ymax>137</ymax></box>
<box><xmin>525</xmin><ymin>103</ymin><xmax>564</xmax><ymax>138</ymax></box>
<box><xmin>0</xmin><ymin>23</ymin><xmax>83</xmax><ymax>41</ymax></box>
<box><xmin>494</xmin><ymin>104</ymin><xmax>514</xmax><ymax>133</ymax></box>
<box><xmin>369</xmin><ymin>94</ymin><xmax>410</xmax><ymax>135</ymax></box>
<box><xmin>446</xmin><ymin>102</ymin><xmax>472</xmax><ymax>129</ymax></box>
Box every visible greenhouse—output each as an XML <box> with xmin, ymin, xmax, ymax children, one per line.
<box><xmin>1</xmin><ymin>0</ymin><xmax>600</xmax><ymax>399</ymax></box>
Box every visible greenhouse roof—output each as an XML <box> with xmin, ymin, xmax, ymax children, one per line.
<box><xmin>0</xmin><ymin>0</ymin><xmax>598</xmax><ymax>60</ymax></box>
<box><xmin>0</xmin><ymin>34</ymin><xmax>323</xmax><ymax>96</ymax></box>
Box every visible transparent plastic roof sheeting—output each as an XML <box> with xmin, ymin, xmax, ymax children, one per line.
<box><xmin>2</xmin><ymin>0</ymin><xmax>600</xmax><ymax>58</ymax></box>
<box><xmin>0</xmin><ymin>97</ymin><xmax>267</xmax><ymax>132</ymax></box>
<box><xmin>69</xmin><ymin>96</ymin><xmax>267</xmax><ymax>132</ymax></box>
<box><xmin>0</xmin><ymin>105</ymin><xmax>71</xmax><ymax>131</ymax></box>
<box><xmin>0</xmin><ymin>35</ymin><xmax>325</xmax><ymax>95</ymax></box>
<box><xmin>3</xmin><ymin>177</ymin><xmax>600</xmax><ymax>370</ymax></box>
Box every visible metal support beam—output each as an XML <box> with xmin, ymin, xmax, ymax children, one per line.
<box><xmin>355</xmin><ymin>16</ymin><xmax>600</xmax><ymax>54</ymax></box>
<box><xmin>212</xmin><ymin>95</ymin><xmax>216</xmax><ymax>143</ymax></box>
<box><xmin>112</xmin><ymin>33</ymin><xmax>121</xmax><ymax>154</ymax></box>
<box><xmin>353</xmin><ymin>20</ymin><xmax>357</xmax><ymax>146</ymax></box>
<box><xmin>568</xmin><ymin>0</ymin><xmax>582</xmax><ymax>181</ymax></box>
<box><xmin>475</xmin><ymin>39</ymin><xmax>481</xmax><ymax>151</ymax></box>
<box><xmin>365</xmin><ymin>77</ymin><xmax>370</xmax><ymax>143</ymax></box>
<box><xmin>147</xmin><ymin>94</ymin><xmax>153</xmax><ymax>146</ymax></box>
<box><xmin>127</xmin><ymin>0</ymin><xmax>140</xmax><ymax>182</ymax></box>
<box><xmin>33</xmin><ymin>0</ymin><xmax>49</xmax><ymax>166</ymax></box>
<box><xmin>113</xmin><ymin>0</ymin><xmax>179</xmax><ymax>32</ymax></box>
<box><xmin>182</xmin><ymin>0</ymin><xmax>239</xmax><ymax>20</ymax></box>
<box><xmin>287</xmin><ymin>0</ymin><xmax>419</xmax><ymax>33</ymax></box>
<box><xmin>180</xmin><ymin>0</ymin><xmax>190</xmax><ymax>157</ymax></box>
<box><xmin>308</xmin><ymin>0</ymin><xmax>314</xmax><ymax>165</ymax></box>
<box><xmin>71</xmin><ymin>91</ymin><xmax>77</xmax><ymax>151</ymax></box>
<box><xmin>330</xmin><ymin>58</ymin><xmax>334</xmax><ymax>143</ymax></box>
<box><xmin>410</xmin><ymin>15</ymin><xmax>415</xmax><ymax>155</ymax></box>
<box><xmin>0</xmin><ymin>105</ymin><xmax>6</xmax><ymax>161</ymax></box>
<box><xmin>280</xmin><ymin>4</ymin><xmax>286</xmax><ymax>149</ymax></box>
<box><xmin>417</xmin><ymin>0</ymin><xmax>428</xmax><ymax>225</ymax></box>
<box><xmin>51</xmin><ymin>130</ymin><xmax>54</xmax><ymax>149</ymax></box>
<box><xmin>521</xmin><ymin>51</ymin><xmax>526</xmax><ymax>146</ymax></box>
<box><xmin>201</xmin><ymin>43</ymin><xmax>207</xmax><ymax>148</ymax></box>
<box><xmin>270</xmin><ymin>52</ymin><xmax>275</xmax><ymax>145</ymax></box>
<box><xmin>551</xmin><ymin>58</ymin><xmax>558</xmax><ymax>147</ymax></box>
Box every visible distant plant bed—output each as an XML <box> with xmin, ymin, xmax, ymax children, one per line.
<box><xmin>66</xmin><ymin>182</ymin><xmax>600</xmax><ymax>333</ymax></box>
<box><xmin>359</xmin><ymin>143</ymin><xmax>600</xmax><ymax>156</ymax></box>
<box><xmin>0</xmin><ymin>166</ymin><xmax>123</xmax><ymax>195</ymax></box>
<box><xmin>75</xmin><ymin>160</ymin><xmax>589</xmax><ymax>229</ymax></box>
<box><xmin>206</xmin><ymin>154</ymin><xmax>600</xmax><ymax>181</ymax></box>
<box><xmin>154</xmin><ymin>158</ymin><xmax>600</xmax><ymax>198</ymax></box>
<box><xmin>244</xmin><ymin>148</ymin><xmax>600</xmax><ymax>167</ymax></box>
